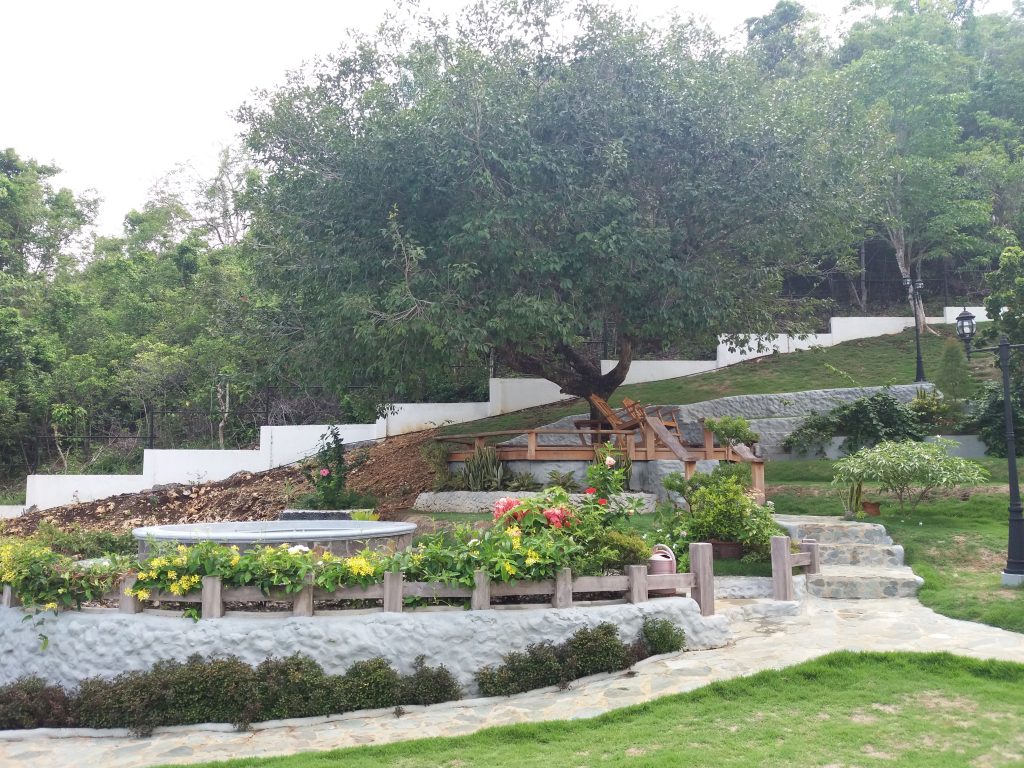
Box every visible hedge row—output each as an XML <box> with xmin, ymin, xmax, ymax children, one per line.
<box><xmin>0</xmin><ymin>620</ymin><xmax>685</xmax><ymax>734</ymax></box>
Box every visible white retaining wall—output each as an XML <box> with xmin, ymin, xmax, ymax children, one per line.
<box><xmin>18</xmin><ymin>310</ymin><xmax>974</xmax><ymax>512</ymax></box>
<box><xmin>0</xmin><ymin>599</ymin><xmax>730</xmax><ymax>694</ymax></box>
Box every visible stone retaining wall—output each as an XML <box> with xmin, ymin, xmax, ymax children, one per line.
<box><xmin>413</xmin><ymin>490</ymin><xmax>657</xmax><ymax>515</ymax></box>
<box><xmin>0</xmin><ymin>598</ymin><xmax>729</xmax><ymax>694</ymax></box>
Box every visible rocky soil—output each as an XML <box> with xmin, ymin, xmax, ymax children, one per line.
<box><xmin>2</xmin><ymin>430</ymin><xmax>440</xmax><ymax>536</ymax></box>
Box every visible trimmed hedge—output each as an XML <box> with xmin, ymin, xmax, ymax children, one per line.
<box><xmin>1</xmin><ymin>619</ymin><xmax>687</xmax><ymax>733</ymax></box>
<box><xmin>2</xmin><ymin>653</ymin><xmax>459</xmax><ymax>736</ymax></box>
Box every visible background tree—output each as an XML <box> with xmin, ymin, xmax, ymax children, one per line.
<box><xmin>240</xmin><ymin>1</ymin><xmax>849</xmax><ymax>412</ymax></box>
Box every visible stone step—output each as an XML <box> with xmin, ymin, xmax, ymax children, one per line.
<box><xmin>805</xmin><ymin>565</ymin><xmax>923</xmax><ymax>599</ymax></box>
<box><xmin>774</xmin><ymin>514</ymin><xmax>893</xmax><ymax>546</ymax></box>
<box><xmin>818</xmin><ymin>543</ymin><xmax>905</xmax><ymax>568</ymax></box>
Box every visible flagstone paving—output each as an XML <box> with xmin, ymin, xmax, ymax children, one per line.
<box><xmin>3</xmin><ymin>595</ymin><xmax>1023</xmax><ymax>768</ymax></box>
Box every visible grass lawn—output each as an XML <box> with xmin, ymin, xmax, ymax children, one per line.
<box><xmin>157</xmin><ymin>651</ymin><xmax>1024</xmax><ymax>768</ymax></box>
<box><xmin>441</xmin><ymin>327</ymin><xmax>960</xmax><ymax>437</ymax></box>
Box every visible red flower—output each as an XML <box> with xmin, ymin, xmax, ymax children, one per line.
<box><xmin>598</xmin><ymin>498</ymin><xmax>608</xmax><ymax>505</ymax></box>
<box><xmin>585</xmin><ymin>487</ymin><xmax>597</xmax><ymax>494</ymax></box>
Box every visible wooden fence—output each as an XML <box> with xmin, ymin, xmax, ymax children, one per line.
<box><xmin>770</xmin><ymin>536</ymin><xmax>821</xmax><ymax>601</ymax></box>
<box><xmin>2</xmin><ymin>543</ymin><xmax>717</xmax><ymax>620</ymax></box>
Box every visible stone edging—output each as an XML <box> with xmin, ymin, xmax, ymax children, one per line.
<box><xmin>413</xmin><ymin>491</ymin><xmax>656</xmax><ymax>515</ymax></box>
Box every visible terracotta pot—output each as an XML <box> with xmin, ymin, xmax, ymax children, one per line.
<box><xmin>710</xmin><ymin>539</ymin><xmax>744</xmax><ymax>560</ymax></box>
<box><xmin>862</xmin><ymin>500</ymin><xmax>882</xmax><ymax>517</ymax></box>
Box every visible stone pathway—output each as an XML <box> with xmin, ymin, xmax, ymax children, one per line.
<box><xmin>3</xmin><ymin>595</ymin><xmax>1023</xmax><ymax>768</ymax></box>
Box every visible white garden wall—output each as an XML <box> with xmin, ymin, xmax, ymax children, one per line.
<box><xmin>19</xmin><ymin>310</ymin><xmax>973</xmax><ymax>512</ymax></box>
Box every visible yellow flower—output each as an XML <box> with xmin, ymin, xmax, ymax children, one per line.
<box><xmin>133</xmin><ymin>588</ymin><xmax>150</xmax><ymax>601</ymax></box>
<box><xmin>176</xmin><ymin>545</ymin><xmax>188</xmax><ymax>554</ymax></box>
<box><xmin>321</xmin><ymin>551</ymin><xmax>334</xmax><ymax>562</ymax></box>
<box><xmin>150</xmin><ymin>557</ymin><xmax>168</xmax><ymax>569</ymax></box>
<box><xmin>230</xmin><ymin>555</ymin><xmax>240</xmax><ymax>566</ymax></box>
<box><xmin>525</xmin><ymin>550</ymin><xmax>540</xmax><ymax>566</ymax></box>
<box><xmin>173</xmin><ymin>557</ymin><xmax>187</xmax><ymax>567</ymax></box>
<box><xmin>169</xmin><ymin>582</ymin><xmax>183</xmax><ymax>595</ymax></box>
<box><xmin>507</xmin><ymin>526</ymin><xmax>522</xmax><ymax>539</ymax></box>
<box><xmin>346</xmin><ymin>555</ymin><xmax>375</xmax><ymax>577</ymax></box>
<box><xmin>167</xmin><ymin>570</ymin><xmax>177</xmax><ymax>580</ymax></box>
<box><xmin>503</xmin><ymin>561</ymin><xmax>517</xmax><ymax>576</ymax></box>
<box><xmin>44</xmin><ymin>602</ymin><xmax>58</xmax><ymax>611</ymax></box>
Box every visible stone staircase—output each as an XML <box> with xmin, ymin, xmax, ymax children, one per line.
<box><xmin>774</xmin><ymin>514</ymin><xmax>924</xmax><ymax>599</ymax></box>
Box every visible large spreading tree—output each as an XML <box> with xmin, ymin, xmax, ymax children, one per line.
<box><xmin>239</xmin><ymin>1</ymin><xmax>848</xmax><ymax>411</ymax></box>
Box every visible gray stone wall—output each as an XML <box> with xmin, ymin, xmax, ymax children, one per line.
<box><xmin>413</xmin><ymin>490</ymin><xmax>656</xmax><ymax>515</ymax></box>
<box><xmin>0</xmin><ymin>599</ymin><xmax>729</xmax><ymax>694</ymax></box>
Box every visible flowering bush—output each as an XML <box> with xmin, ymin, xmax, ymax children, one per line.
<box><xmin>0</xmin><ymin>539</ymin><xmax>123</xmax><ymax>611</ymax></box>
<box><xmin>315</xmin><ymin>549</ymin><xmax>387</xmax><ymax>591</ymax></box>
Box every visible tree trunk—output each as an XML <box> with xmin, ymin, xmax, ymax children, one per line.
<box><xmin>497</xmin><ymin>337</ymin><xmax>635</xmax><ymax>415</ymax></box>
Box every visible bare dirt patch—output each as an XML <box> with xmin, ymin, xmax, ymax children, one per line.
<box><xmin>1</xmin><ymin>430</ymin><xmax>440</xmax><ymax>536</ymax></box>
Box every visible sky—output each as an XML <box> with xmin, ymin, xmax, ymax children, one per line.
<box><xmin>4</xmin><ymin>0</ymin><xmax>1017</xmax><ymax>236</ymax></box>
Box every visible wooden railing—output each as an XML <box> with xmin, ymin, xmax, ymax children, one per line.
<box><xmin>2</xmin><ymin>543</ymin><xmax>717</xmax><ymax>620</ymax></box>
<box><xmin>770</xmin><ymin>536</ymin><xmax>821</xmax><ymax>601</ymax></box>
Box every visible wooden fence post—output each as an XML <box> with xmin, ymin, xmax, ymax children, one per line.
<box><xmin>553</xmin><ymin>568</ymin><xmax>572</xmax><ymax>608</ymax></box>
<box><xmin>1</xmin><ymin>585</ymin><xmax>17</xmax><ymax>609</ymax></box>
<box><xmin>471</xmin><ymin>570</ymin><xmax>490</xmax><ymax>610</ymax></box>
<box><xmin>119</xmin><ymin>576</ymin><xmax>143</xmax><ymax>614</ymax></box>
<box><xmin>292</xmin><ymin>579</ymin><xmax>314</xmax><ymax>617</ymax></box>
<box><xmin>689</xmin><ymin>542</ymin><xmax>714</xmax><ymax>616</ymax></box>
<box><xmin>383</xmin><ymin>571</ymin><xmax>403</xmax><ymax>612</ymax></box>
<box><xmin>201</xmin><ymin>576</ymin><xmax>224</xmax><ymax>619</ymax></box>
<box><xmin>799</xmin><ymin>538</ymin><xmax>821</xmax><ymax>575</ymax></box>
<box><xmin>627</xmin><ymin>565</ymin><xmax>647</xmax><ymax>604</ymax></box>
<box><xmin>771</xmin><ymin>536</ymin><xmax>794</xmax><ymax>601</ymax></box>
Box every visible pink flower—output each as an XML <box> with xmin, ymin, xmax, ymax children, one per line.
<box><xmin>605</xmin><ymin>456</ymin><xmax>616</xmax><ymax>467</ymax></box>
<box><xmin>598</xmin><ymin>498</ymin><xmax>608</xmax><ymax>506</ymax></box>
<box><xmin>319</xmin><ymin>468</ymin><xmax>330</xmax><ymax>477</ymax></box>
<box><xmin>493</xmin><ymin>496</ymin><xmax>522</xmax><ymax>520</ymax></box>
<box><xmin>585</xmin><ymin>487</ymin><xmax>597</xmax><ymax>494</ymax></box>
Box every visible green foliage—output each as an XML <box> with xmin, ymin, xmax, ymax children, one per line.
<box><xmin>31</xmin><ymin>521</ymin><xmax>135</xmax><ymax>558</ymax></box>
<box><xmin>639</xmin><ymin>617</ymin><xmax>686</xmax><ymax>656</ymax></box>
<box><xmin>462</xmin><ymin>446</ymin><xmax>505</xmax><ymax>492</ymax></box>
<box><xmin>398</xmin><ymin>656</ymin><xmax>463</xmax><ymax>707</ymax></box>
<box><xmin>546</xmin><ymin>470</ymin><xmax>580</xmax><ymax>492</ymax></box>
<box><xmin>0</xmin><ymin>677</ymin><xmax>73</xmax><ymax>730</ymax></box>
<box><xmin>783</xmin><ymin>392</ymin><xmax>925</xmax><ymax>457</ymax></box>
<box><xmin>587</xmin><ymin>442</ymin><xmax>630</xmax><ymax>500</ymax></box>
<box><xmin>933</xmin><ymin>339</ymin><xmax>975</xmax><ymax>402</ymax></box>
<box><xmin>341</xmin><ymin>658</ymin><xmax>401</xmax><ymax>712</ymax></box>
<box><xmin>908</xmin><ymin>388</ymin><xmax>961</xmax><ymax>432</ymax></box>
<box><xmin>656</xmin><ymin>471</ymin><xmax>783</xmax><ymax>557</ymax></box>
<box><xmin>307</xmin><ymin>427</ymin><xmax>371</xmax><ymax>510</ymax></box>
<box><xmin>832</xmin><ymin>439</ymin><xmax>989</xmax><ymax>514</ymax></box>
<box><xmin>967</xmin><ymin>382</ymin><xmax>1024</xmax><ymax>457</ymax></box>
<box><xmin>704</xmin><ymin>416</ymin><xmax>760</xmax><ymax>447</ymax></box>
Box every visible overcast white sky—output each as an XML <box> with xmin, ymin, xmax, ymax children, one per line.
<box><xmin>4</xmin><ymin>0</ymin><xmax>1016</xmax><ymax>235</ymax></box>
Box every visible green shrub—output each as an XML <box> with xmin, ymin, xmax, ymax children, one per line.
<box><xmin>561</xmin><ymin>623</ymin><xmax>633</xmax><ymax>678</ymax></box>
<box><xmin>252</xmin><ymin>655</ymin><xmax>340</xmax><ymax>722</ymax></box>
<box><xmin>908</xmin><ymin>389</ymin><xmax>961</xmax><ymax>432</ymax></box>
<box><xmin>342</xmin><ymin>657</ymin><xmax>402</xmax><ymax>711</ymax></box>
<box><xmin>639</xmin><ymin>617</ymin><xmax>686</xmax><ymax>656</ymax></box>
<box><xmin>832</xmin><ymin>439</ymin><xmax>989</xmax><ymax>514</ymax></box>
<box><xmin>783</xmin><ymin>392</ymin><xmax>925</xmax><ymax>457</ymax></box>
<box><xmin>933</xmin><ymin>339</ymin><xmax>976</xmax><ymax>402</ymax></box>
<box><xmin>475</xmin><ymin>643</ymin><xmax>566</xmax><ymax>696</ymax></box>
<box><xmin>546</xmin><ymin>469</ymin><xmax>580</xmax><ymax>492</ymax></box>
<box><xmin>704</xmin><ymin>416</ymin><xmax>759</xmax><ymax>447</ymax></box>
<box><xmin>399</xmin><ymin>656</ymin><xmax>463</xmax><ymax>706</ymax></box>
<box><xmin>475</xmin><ymin>623</ymin><xmax>633</xmax><ymax>696</ymax></box>
<box><xmin>0</xmin><ymin>677</ymin><xmax>74</xmax><ymax>729</ymax></box>
<box><xmin>570</xmin><ymin>529</ymin><xmax>652</xmax><ymax>575</ymax></box>
<box><xmin>32</xmin><ymin>521</ymin><xmax>136</xmax><ymax>559</ymax></box>
<box><xmin>967</xmin><ymin>383</ymin><xmax>1024</xmax><ymax>457</ymax></box>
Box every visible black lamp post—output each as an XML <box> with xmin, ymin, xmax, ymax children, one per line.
<box><xmin>903</xmin><ymin>276</ymin><xmax>927</xmax><ymax>383</ymax></box>
<box><xmin>955</xmin><ymin>308</ymin><xmax>1024</xmax><ymax>587</ymax></box>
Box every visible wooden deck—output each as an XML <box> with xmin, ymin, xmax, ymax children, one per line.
<box><xmin>439</xmin><ymin>422</ymin><xmax>766</xmax><ymax>502</ymax></box>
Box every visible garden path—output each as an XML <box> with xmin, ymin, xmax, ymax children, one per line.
<box><xmin>3</xmin><ymin>595</ymin><xmax>1023</xmax><ymax>768</ymax></box>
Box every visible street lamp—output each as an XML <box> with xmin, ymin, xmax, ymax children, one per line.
<box><xmin>955</xmin><ymin>308</ymin><xmax>1024</xmax><ymax>587</ymax></box>
<box><xmin>903</xmin><ymin>276</ymin><xmax>927</xmax><ymax>383</ymax></box>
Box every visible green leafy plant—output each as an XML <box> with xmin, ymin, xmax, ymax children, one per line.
<box><xmin>783</xmin><ymin>392</ymin><xmax>925</xmax><ymax>457</ymax></box>
<box><xmin>398</xmin><ymin>656</ymin><xmax>462</xmax><ymax>706</ymax></box>
<box><xmin>967</xmin><ymin>383</ymin><xmax>1024</xmax><ymax>457</ymax></box>
<box><xmin>638</xmin><ymin>617</ymin><xmax>686</xmax><ymax>656</ymax></box>
<box><xmin>908</xmin><ymin>389</ymin><xmax>961</xmax><ymax>432</ymax></box>
<box><xmin>704</xmin><ymin>416</ymin><xmax>760</xmax><ymax>447</ymax></box>
<box><xmin>463</xmin><ymin>446</ymin><xmax>506</xmax><ymax>491</ymax></box>
<box><xmin>933</xmin><ymin>339</ymin><xmax>976</xmax><ymax>402</ymax></box>
<box><xmin>833</xmin><ymin>439</ymin><xmax>989</xmax><ymax>514</ymax></box>
<box><xmin>546</xmin><ymin>469</ymin><xmax>580</xmax><ymax>492</ymax></box>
